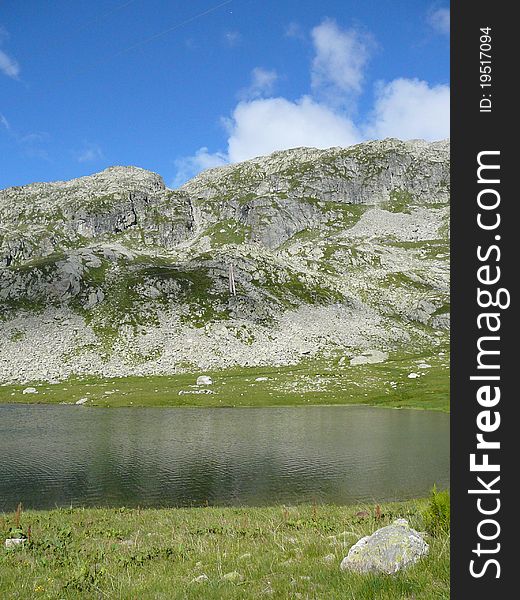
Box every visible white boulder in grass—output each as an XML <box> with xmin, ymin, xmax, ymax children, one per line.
<box><xmin>340</xmin><ymin>519</ymin><xmax>429</xmax><ymax>575</ymax></box>
<box><xmin>5</xmin><ymin>538</ymin><xmax>25</xmax><ymax>548</ymax></box>
<box><xmin>350</xmin><ymin>350</ymin><xmax>388</xmax><ymax>366</ymax></box>
<box><xmin>196</xmin><ymin>376</ymin><xmax>213</xmax><ymax>386</ymax></box>
<box><xmin>22</xmin><ymin>387</ymin><xmax>38</xmax><ymax>394</ymax></box>
<box><xmin>221</xmin><ymin>571</ymin><xmax>243</xmax><ymax>582</ymax></box>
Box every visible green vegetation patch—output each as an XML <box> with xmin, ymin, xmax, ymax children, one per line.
<box><xmin>250</xmin><ymin>263</ymin><xmax>344</xmax><ymax>309</ymax></box>
<box><xmin>422</xmin><ymin>487</ymin><xmax>450</xmax><ymax>537</ymax></box>
<box><xmin>303</xmin><ymin>199</ymin><xmax>368</xmax><ymax>230</ymax></box>
<box><xmin>432</xmin><ymin>303</ymin><xmax>450</xmax><ymax>317</ymax></box>
<box><xmin>201</xmin><ymin>220</ymin><xmax>252</xmax><ymax>246</ymax></box>
<box><xmin>14</xmin><ymin>252</ymin><xmax>66</xmax><ymax>273</ymax></box>
<box><xmin>381</xmin><ymin>271</ymin><xmax>431</xmax><ymax>292</ymax></box>
<box><xmin>381</xmin><ymin>190</ymin><xmax>414</xmax><ymax>214</ymax></box>
<box><xmin>80</xmin><ymin>193</ymin><xmax>125</xmax><ymax>214</ymax></box>
<box><xmin>84</xmin><ymin>259</ymin><xmax>231</xmax><ymax>350</ymax></box>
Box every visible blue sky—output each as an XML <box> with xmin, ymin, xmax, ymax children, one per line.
<box><xmin>0</xmin><ymin>0</ymin><xmax>449</xmax><ymax>189</ymax></box>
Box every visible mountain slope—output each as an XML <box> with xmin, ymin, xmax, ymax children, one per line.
<box><xmin>0</xmin><ymin>138</ymin><xmax>449</xmax><ymax>383</ymax></box>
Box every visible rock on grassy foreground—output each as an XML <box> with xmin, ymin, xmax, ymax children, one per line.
<box><xmin>0</xmin><ymin>139</ymin><xmax>449</xmax><ymax>383</ymax></box>
<box><xmin>340</xmin><ymin>518</ymin><xmax>429</xmax><ymax>574</ymax></box>
<box><xmin>0</xmin><ymin>500</ymin><xmax>449</xmax><ymax>599</ymax></box>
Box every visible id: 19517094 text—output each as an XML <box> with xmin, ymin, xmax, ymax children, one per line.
<box><xmin>479</xmin><ymin>27</ymin><xmax>493</xmax><ymax>113</ymax></box>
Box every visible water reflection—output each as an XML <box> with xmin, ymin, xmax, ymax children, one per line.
<box><xmin>0</xmin><ymin>405</ymin><xmax>449</xmax><ymax>511</ymax></box>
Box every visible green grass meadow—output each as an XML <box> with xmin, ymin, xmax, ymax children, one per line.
<box><xmin>1</xmin><ymin>499</ymin><xmax>449</xmax><ymax>599</ymax></box>
<box><xmin>0</xmin><ymin>348</ymin><xmax>449</xmax><ymax>412</ymax></box>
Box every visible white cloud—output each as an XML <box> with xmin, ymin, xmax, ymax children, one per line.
<box><xmin>223</xmin><ymin>31</ymin><xmax>241</xmax><ymax>47</ymax></box>
<box><xmin>285</xmin><ymin>22</ymin><xmax>305</xmax><ymax>40</ymax></box>
<box><xmin>240</xmin><ymin>67</ymin><xmax>278</xmax><ymax>99</ymax></box>
<box><xmin>0</xmin><ymin>114</ymin><xmax>50</xmax><ymax>159</ymax></box>
<box><xmin>365</xmin><ymin>78</ymin><xmax>450</xmax><ymax>141</ymax></box>
<box><xmin>226</xmin><ymin>96</ymin><xmax>360</xmax><ymax>163</ymax></box>
<box><xmin>428</xmin><ymin>7</ymin><xmax>450</xmax><ymax>36</ymax></box>
<box><xmin>173</xmin><ymin>146</ymin><xmax>228</xmax><ymax>186</ymax></box>
<box><xmin>0</xmin><ymin>49</ymin><xmax>20</xmax><ymax>79</ymax></box>
<box><xmin>77</xmin><ymin>143</ymin><xmax>104</xmax><ymax>163</ymax></box>
<box><xmin>19</xmin><ymin>132</ymin><xmax>47</xmax><ymax>145</ymax></box>
<box><xmin>0</xmin><ymin>26</ymin><xmax>20</xmax><ymax>79</ymax></box>
<box><xmin>311</xmin><ymin>18</ymin><xmax>372</xmax><ymax>100</ymax></box>
<box><xmin>174</xmin><ymin>20</ymin><xmax>449</xmax><ymax>184</ymax></box>
<box><xmin>0</xmin><ymin>113</ymin><xmax>10</xmax><ymax>130</ymax></box>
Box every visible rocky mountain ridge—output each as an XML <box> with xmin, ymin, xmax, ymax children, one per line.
<box><xmin>0</xmin><ymin>138</ymin><xmax>449</xmax><ymax>383</ymax></box>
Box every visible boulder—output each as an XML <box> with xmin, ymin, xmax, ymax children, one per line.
<box><xmin>5</xmin><ymin>538</ymin><xmax>25</xmax><ymax>548</ymax></box>
<box><xmin>340</xmin><ymin>518</ymin><xmax>428</xmax><ymax>575</ymax></box>
<box><xmin>221</xmin><ymin>571</ymin><xmax>243</xmax><ymax>582</ymax></box>
<box><xmin>196</xmin><ymin>376</ymin><xmax>213</xmax><ymax>386</ymax></box>
<box><xmin>22</xmin><ymin>387</ymin><xmax>38</xmax><ymax>394</ymax></box>
<box><xmin>350</xmin><ymin>350</ymin><xmax>388</xmax><ymax>366</ymax></box>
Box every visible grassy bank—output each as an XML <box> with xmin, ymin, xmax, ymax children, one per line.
<box><xmin>0</xmin><ymin>348</ymin><xmax>449</xmax><ymax>411</ymax></box>
<box><xmin>1</xmin><ymin>499</ymin><xmax>449</xmax><ymax>599</ymax></box>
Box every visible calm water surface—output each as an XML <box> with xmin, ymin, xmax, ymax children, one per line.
<box><xmin>0</xmin><ymin>404</ymin><xmax>449</xmax><ymax>511</ymax></box>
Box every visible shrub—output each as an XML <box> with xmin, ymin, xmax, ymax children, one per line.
<box><xmin>423</xmin><ymin>485</ymin><xmax>450</xmax><ymax>536</ymax></box>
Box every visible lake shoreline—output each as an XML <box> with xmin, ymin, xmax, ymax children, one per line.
<box><xmin>1</xmin><ymin>499</ymin><xmax>450</xmax><ymax>598</ymax></box>
<box><xmin>0</xmin><ymin>399</ymin><xmax>450</xmax><ymax>412</ymax></box>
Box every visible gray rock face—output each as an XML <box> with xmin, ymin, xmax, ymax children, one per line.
<box><xmin>0</xmin><ymin>166</ymin><xmax>194</xmax><ymax>267</ymax></box>
<box><xmin>0</xmin><ymin>139</ymin><xmax>450</xmax><ymax>383</ymax></box>
<box><xmin>180</xmin><ymin>138</ymin><xmax>448</xmax><ymax>248</ymax></box>
<box><xmin>340</xmin><ymin>519</ymin><xmax>429</xmax><ymax>574</ymax></box>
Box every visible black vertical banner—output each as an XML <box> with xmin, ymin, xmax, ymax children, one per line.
<box><xmin>451</xmin><ymin>1</ymin><xmax>514</xmax><ymax>597</ymax></box>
